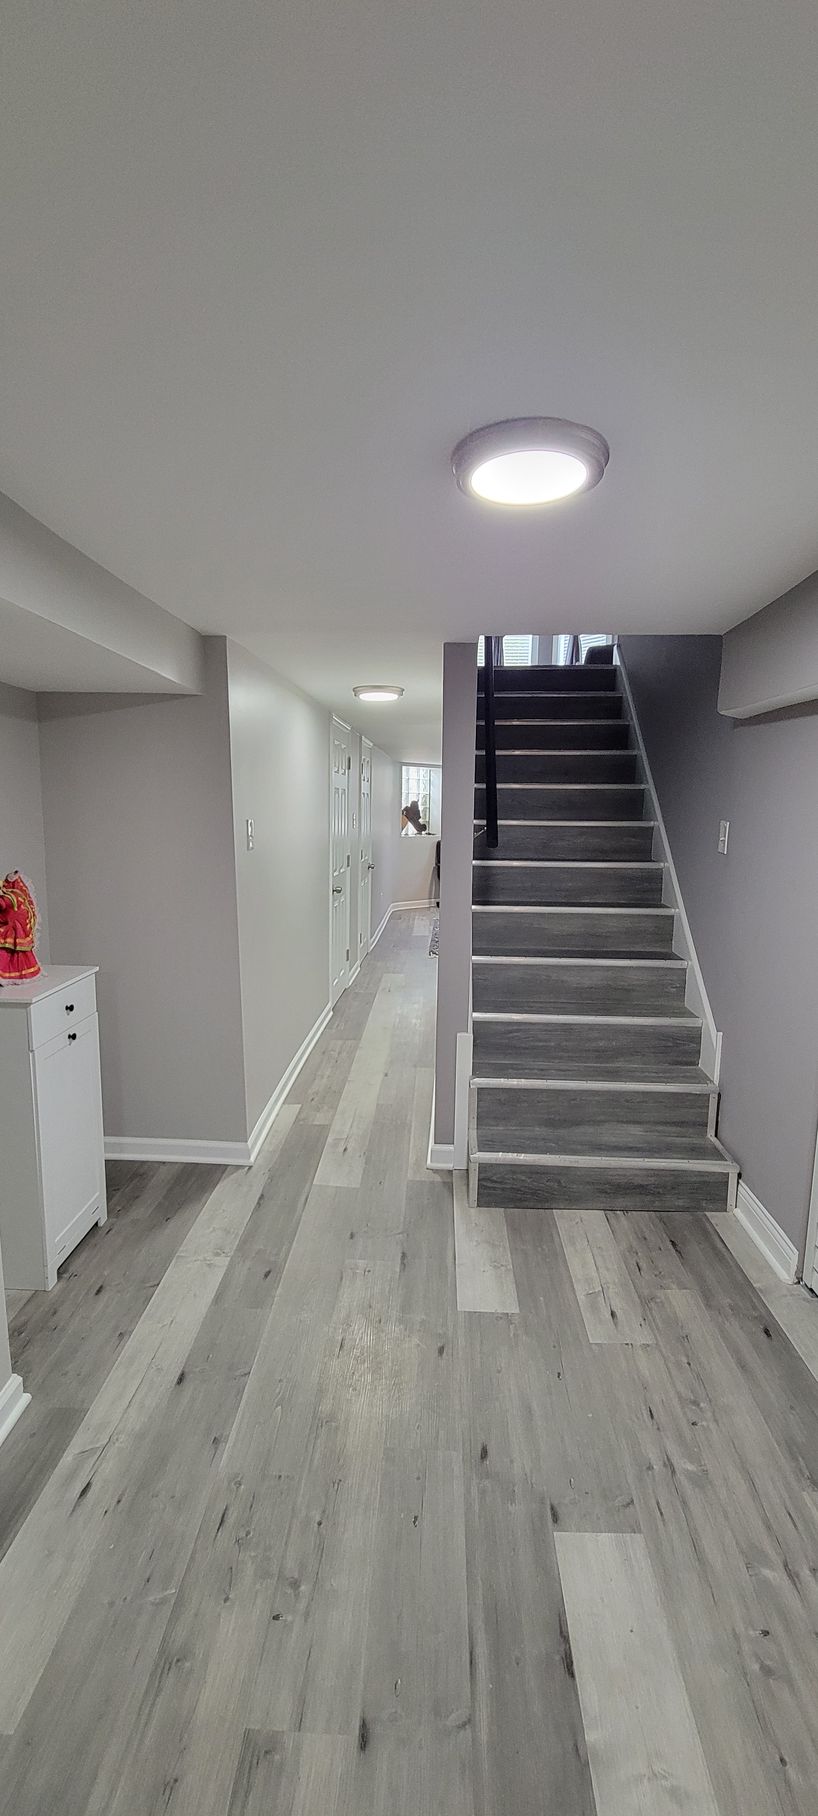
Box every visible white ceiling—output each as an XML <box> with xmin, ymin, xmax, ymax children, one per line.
<box><xmin>3</xmin><ymin>2</ymin><xmax>818</xmax><ymax>757</ymax></box>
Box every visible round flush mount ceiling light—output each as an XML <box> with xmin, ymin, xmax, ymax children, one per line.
<box><xmin>451</xmin><ymin>417</ymin><xmax>609</xmax><ymax>507</ymax></box>
<box><xmin>352</xmin><ymin>685</ymin><xmax>405</xmax><ymax>703</ymax></box>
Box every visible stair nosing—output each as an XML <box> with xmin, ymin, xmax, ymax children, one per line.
<box><xmin>472</xmin><ymin>904</ymin><xmax>674</xmax><ymax>915</ymax></box>
<box><xmin>478</xmin><ymin>747</ymin><xmax>635</xmax><ymax>756</ymax></box>
<box><xmin>472</xmin><ymin>859</ymin><xmax>659</xmax><ymax>870</ymax></box>
<box><xmin>471</xmin><ymin>1074</ymin><xmax>715</xmax><ymax>1092</ymax></box>
<box><xmin>481</xmin><ymin>782</ymin><xmax>644</xmax><ymax>791</ymax></box>
<box><xmin>472</xmin><ymin>1010</ymin><xmax>699</xmax><ymax>1026</ymax></box>
<box><xmin>472</xmin><ymin>1148</ymin><xmax>732</xmax><ymax>1174</ymax></box>
<box><xmin>471</xmin><ymin>954</ymin><xmax>686</xmax><ymax>967</ymax></box>
<box><xmin>474</xmin><ymin>818</ymin><xmax>656</xmax><ymax>827</ymax></box>
<box><xmin>477</xmin><ymin>689</ymin><xmax>619</xmax><ymax>698</ymax></box>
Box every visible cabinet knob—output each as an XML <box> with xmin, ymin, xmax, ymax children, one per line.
<box><xmin>65</xmin><ymin>1003</ymin><xmax>75</xmax><ymax>1013</ymax></box>
<box><xmin>67</xmin><ymin>1032</ymin><xmax>77</xmax><ymax>1043</ymax></box>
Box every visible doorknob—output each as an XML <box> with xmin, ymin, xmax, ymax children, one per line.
<box><xmin>332</xmin><ymin>885</ymin><xmax>343</xmax><ymax>895</ymax></box>
<box><xmin>368</xmin><ymin>862</ymin><xmax>375</xmax><ymax>870</ymax></box>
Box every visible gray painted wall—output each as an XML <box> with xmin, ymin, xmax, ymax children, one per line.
<box><xmin>0</xmin><ymin>682</ymin><xmax>49</xmax><ymax>959</ymax></box>
<box><xmin>434</xmin><ymin>642</ymin><xmax>477</xmax><ymax>1147</ymax></box>
<box><xmin>620</xmin><ymin>634</ymin><xmax>818</xmax><ymax>1249</ymax></box>
<box><xmin>720</xmin><ymin>566</ymin><xmax>818</xmax><ymax>718</ymax></box>
<box><xmin>227</xmin><ymin>641</ymin><xmax>332</xmax><ymax>1134</ymax></box>
<box><xmin>38</xmin><ymin>639</ymin><xmax>247</xmax><ymax>1143</ymax></box>
<box><xmin>370</xmin><ymin>745</ymin><xmax>401</xmax><ymax>937</ymax></box>
<box><xmin>0</xmin><ymin>1238</ymin><xmax>12</xmax><ymax>1404</ymax></box>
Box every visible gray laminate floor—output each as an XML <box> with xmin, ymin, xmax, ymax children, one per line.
<box><xmin>2</xmin><ymin>907</ymin><xmax>818</xmax><ymax>1814</ymax></box>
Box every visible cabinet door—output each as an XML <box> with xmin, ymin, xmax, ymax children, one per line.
<box><xmin>34</xmin><ymin>1016</ymin><xmax>103</xmax><ymax>1259</ymax></box>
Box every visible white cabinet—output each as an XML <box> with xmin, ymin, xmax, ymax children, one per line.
<box><xmin>0</xmin><ymin>967</ymin><xmax>106</xmax><ymax>1290</ymax></box>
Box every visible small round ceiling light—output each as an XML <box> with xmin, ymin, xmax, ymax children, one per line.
<box><xmin>452</xmin><ymin>417</ymin><xmax>609</xmax><ymax>507</ymax></box>
<box><xmin>352</xmin><ymin>685</ymin><xmax>404</xmax><ymax>703</ymax></box>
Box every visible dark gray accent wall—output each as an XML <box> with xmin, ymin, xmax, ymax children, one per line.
<box><xmin>620</xmin><ymin>635</ymin><xmax>818</xmax><ymax>1251</ymax></box>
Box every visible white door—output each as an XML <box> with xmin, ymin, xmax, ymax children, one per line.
<box><xmin>330</xmin><ymin>718</ymin><xmax>352</xmax><ymax>1005</ymax></box>
<box><xmin>358</xmin><ymin>738</ymin><xmax>373</xmax><ymax>961</ymax></box>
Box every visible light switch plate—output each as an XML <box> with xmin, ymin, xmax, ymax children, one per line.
<box><xmin>718</xmin><ymin>819</ymin><xmax>729</xmax><ymax>855</ymax></box>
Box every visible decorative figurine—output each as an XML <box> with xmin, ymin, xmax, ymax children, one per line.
<box><xmin>0</xmin><ymin>872</ymin><xmax>42</xmax><ymax>981</ymax></box>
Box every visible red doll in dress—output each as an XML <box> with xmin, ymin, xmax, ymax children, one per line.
<box><xmin>0</xmin><ymin>872</ymin><xmax>42</xmax><ymax>981</ymax></box>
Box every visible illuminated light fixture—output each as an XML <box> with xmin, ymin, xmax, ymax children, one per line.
<box><xmin>353</xmin><ymin>684</ymin><xmax>404</xmax><ymax>703</ymax></box>
<box><xmin>451</xmin><ymin>417</ymin><xmax>609</xmax><ymax>507</ymax></box>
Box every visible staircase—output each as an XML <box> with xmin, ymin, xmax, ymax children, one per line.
<box><xmin>470</xmin><ymin>660</ymin><xmax>738</xmax><ymax>1211</ymax></box>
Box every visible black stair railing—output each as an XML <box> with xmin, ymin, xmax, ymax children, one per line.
<box><xmin>483</xmin><ymin>635</ymin><xmax>501</xmax><ymax>849</ymax></box>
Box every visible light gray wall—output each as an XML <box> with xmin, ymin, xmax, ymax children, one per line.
<box><xmin>720</xmin><ymin>567</ymin><xmax>818</xmax><ymax>718</ymax></box>
<box><xmin>434</xmin><ymin>642</ymin><xmax>477</xmax><ymax>1147</ymax></box>
<box><xmin>38</xmin><ymin>639</ymin><xmax>247</xmax><ymax>1143</ymax></box>
<box><xmin>370</xmin><ymin>745</ymin><xmax>401</xmax><ymax>936</ymax></box>
<box><xmin>0</xmin><ymin>491</ymin><xmax>204</xmax><ymax>694</ymax></box>
<box><xmin>620</xmin><ymin>635</ymin><xmax>818</xmax><ymax>1250</ymax></box>
<box><xmin>0</xmin><ymin>1237</ymin><xmax>12</xmax><ymax>1402</ymax></box>
<box><xmin>0</xmin><ymin>682</ymin><xmax>49</xmax><ymax>960</ymax></box>
<box><xmin>227</xmin><ymin>641</ymin><xmax>332</xmax><ymax>1134</ymax></box>
<box><xmin>348</xmin><ymin>729</ymin><xmax>361</xmax><ymax>968</ymax></box>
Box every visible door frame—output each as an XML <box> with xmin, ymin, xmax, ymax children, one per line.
<box><xmin>358</xmin><ymin>736</ymin><xmax>373</xmax><ymax>964</ymax></box>
<box><xmin>329</xmin><ymin>716</ymin><xmax>352</xmax><ymax>1007</ymax></box>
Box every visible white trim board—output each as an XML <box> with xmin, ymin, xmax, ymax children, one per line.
<box><xmin>732</xmin><ymin>1181</ymin><xmax>799</xmax><ymax>1284</ymax></box>
<box><xmin>0</xmin><ymin>1374</ymin><xmax>30</xmax><ymax>1450</ymax></box>
<box><xmin>614</xmin><ymin>645</ymin><xmax>721</xmax><ymax>1082</ymax></box>
<box><xmin>105</xmin><ymin>1001</ymin><xmax>333</xmax><ymax>1169</ymax></box>
<box><xmin>246</xmin><ymin>1002</ymin><xmax>333</xmax><ymax>1162</ymax></box>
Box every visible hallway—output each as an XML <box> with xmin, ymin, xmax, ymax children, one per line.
<box><xmin>2</xmin><ymin>909</ymin><xmax>818</xmax><ymax>1814</ymax></box>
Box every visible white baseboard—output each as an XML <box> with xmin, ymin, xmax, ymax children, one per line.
<box><xmin>247</xmin><ymin>1003</ymin><xmax>332</xmax><ymax>1163</ymax></box>
<box><xmin>615</xmin><ymin>646</ymin><xmax>721</xmax><ymax>1081</ymax></box>
<box><xmin>0</xmin><ymin>1374</ymin><xmax>30</xmax><ymax>1450</ymax></box>
<box><xmin>104</xmin><ymin>1134</ymin><xmax>251</xmax><ymax>1166</ymax></box>
<box><xmin>428</xmin><ymin>1139</ymin><xmax>455</xmax><ymax>1170</ymax></box>
<box><xmin>369</xmin><ymin>905</ymin><xmax>392</xmax><ymax>949</ymax></box>
<box><xmin>105</xmin><ymin>1002</ymin><xmax>333</xmax><ymax>1170</ymax></box>
<box><xmin>348</xmin><ymin>960</ymin><xmax>361</xmax><ymax>985</ymax></box>
<box><xmin>734</xmin><ymin>1181</ymin><xmax>798</xmax><ymax>1284</ymax></box>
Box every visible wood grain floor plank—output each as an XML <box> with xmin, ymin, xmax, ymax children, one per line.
<box><xmin>453</xmin><ymin>1173</ymin><xmax>518</xmax><ymax>1314</ymax></box>
<box><xmin>315</xmin><ymin>974</ymin><xmax>404</xmax><ymax>1186</ymax></box>
<box><xmin>227</xmin><ymin>1732</ymin><xmax>354</xmax><ymax>1816</ymax></box>
<box><xmin>555</xmin><ymin>1208</ymin><xmax>653</xmax><ymax>1344</ymax></box>
<box><xmin>556</xmin><ymin>1530</ymin><xmax>720</xmax><ymax>1816</ymax></box>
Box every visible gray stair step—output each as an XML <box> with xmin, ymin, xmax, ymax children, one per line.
<box><xmin>472</xmin><ymin>1011</ymin><xmax>702</xmax><ymax>1074</ymax></box>
<box><xmin>476</xmin><ymin>749</ymin><xmax>638</xmax><ymax>785</ymax></box>
<box><xmin>479</xmin><ymin>692</ymin><xmax>624</xmax><ymax>721</ymax></box>
<box><xmin>472</xmin><ymin>906</ymin><xmax>675</xmax><ymax>957</ymax></box>
<box><xmin>472</xmin><ymin>860</ymin><xmax>663</xmax><ymax>907</ymax></box>
<box><xmin>473</xmin><ymin>1153</ymin><xmax>735</xmax><ymax>1213</ymax></box>
<box><xmin>475</xmin><ymin>783</ymin><xmax>646</xmax><ymax>820</ymax></box>
<box><xmin>472</xmin><ymin>1064</ymin><xmax>714</xmax><ymax>1087</ymax></box>
<box><xmin>478</xmin><ymin>665</ymin><xmax>618</xmax><ymax>694</ymax></box>
<box><xmin>477</xmin><ymin>720</ymin><xmax>631</xmax><ymax>751</ymax></box>
<box><xmin>473</xmin><ymin>1081</ymin><xmax>713</xmax><ymax>1149</ymax></box>
<box><xmin>472</xmin><ymin>955</ymin><xmax>687</xmax><ymax>1014</ymax></box>
<box><xmin>474</xmin><ymin>820</ymin><xmax>655</xmax><ymax>860</ymax></box>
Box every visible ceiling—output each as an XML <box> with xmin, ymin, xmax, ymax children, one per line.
<box><xmin>3</xmin><ymin>2</ymin><xmax>818</xmax><ymax>758</ymax></box>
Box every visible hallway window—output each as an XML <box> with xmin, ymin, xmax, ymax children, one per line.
<box><xmin>401</xmin><ymin>764</ymin><xmax>441</xmax><ymax>836</ymax></box>
<box><xmin>477</xmin><ymin>635</ymin><xmax>535</xmax><ymax>667</ymax></box>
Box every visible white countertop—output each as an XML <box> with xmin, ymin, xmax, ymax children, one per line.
<box><xmin>0</xmin><ymin>965</ymin><xmax>98</xmax><ymax>1008</ymax></box>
